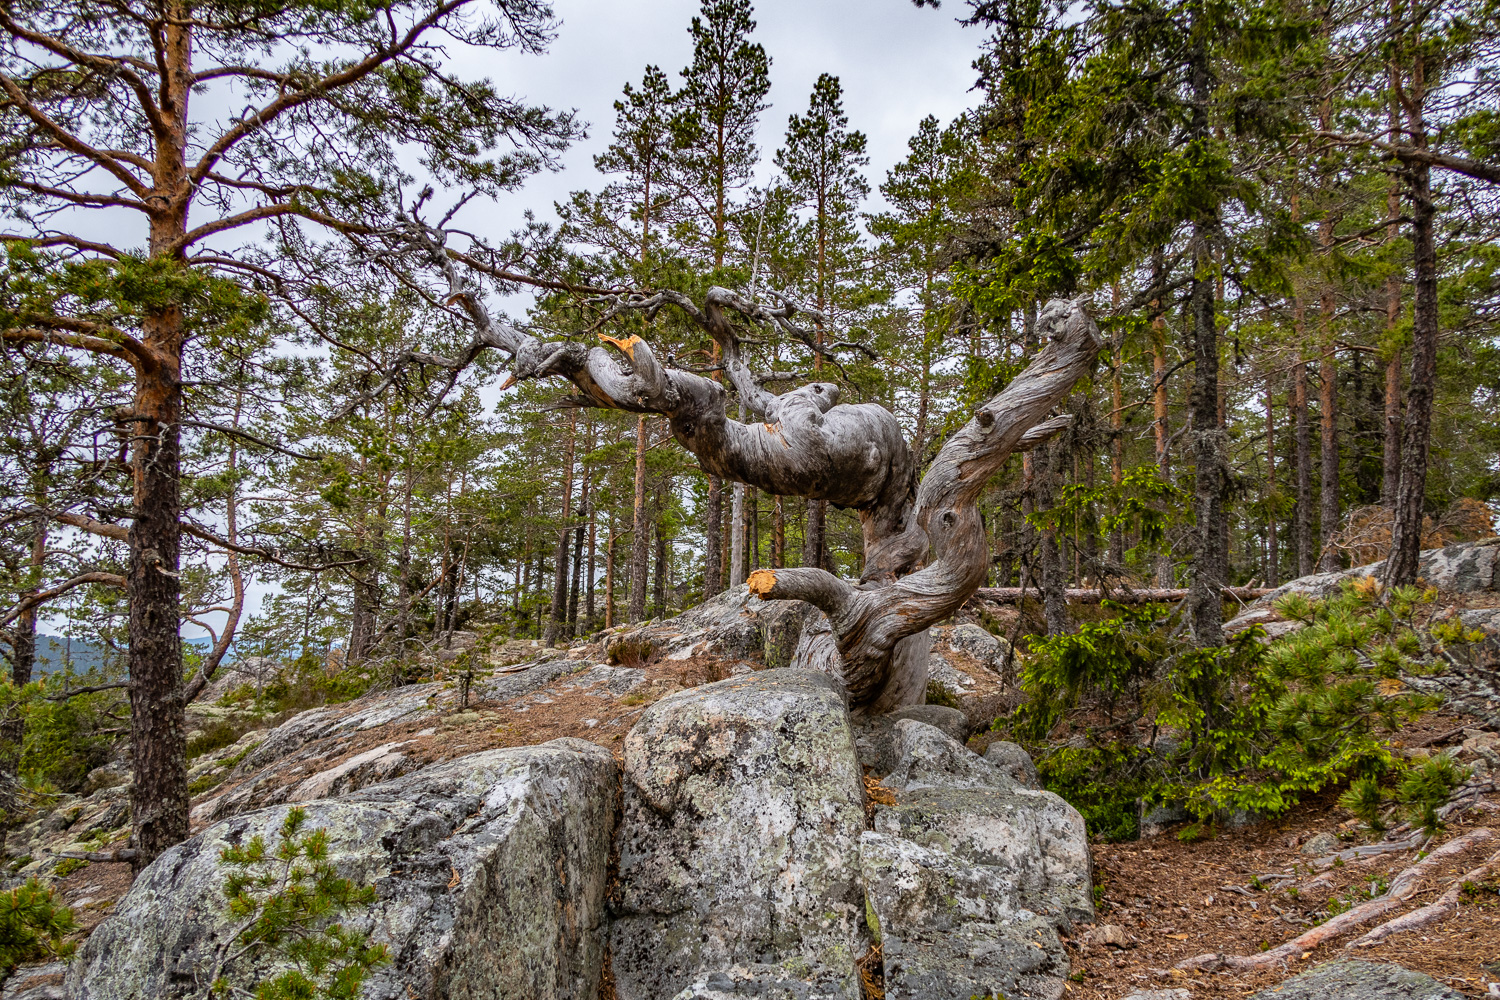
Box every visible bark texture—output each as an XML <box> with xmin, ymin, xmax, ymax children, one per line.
<box><xmin>1385</xmin><ymin>159</ymin><xmax>1438</xmax><ymax>589</ymax></box>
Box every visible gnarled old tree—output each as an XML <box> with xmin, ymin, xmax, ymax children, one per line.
<box><xmin>378</xmin><ymin>216</ymin><xmax>1101</xmax><ymax>712</ymax></box>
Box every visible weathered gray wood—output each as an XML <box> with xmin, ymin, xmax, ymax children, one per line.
<box><xmin>749</xmin><ymin>299</ymin><xmax>1102</xmax><ymax>704</ymax></box>
<box><xmin>391</xmin><ymin>220</ymin><xmax>1102</xmax><ymax>709</ymax></box>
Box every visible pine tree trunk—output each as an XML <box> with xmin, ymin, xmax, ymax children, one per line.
<box><xmin>544</xmin><ymin>412</ymin><xmax>576</xmax><ymax>645</ymax></box>
<box><xmin>749</xmin><ymin>487</ymin><xmax>759</xmax><ymax>570</ymax></box>
<box><xmin>1381</xmin><ymin>58</ymin><xmax>1405</xmax><ymax>509</ymax></box>
<box><xmin>653</xmin><ymin>520</ymin><xmax>668</xmax><ymax>621</ymax></box>
<box><xmin>1265</xmin><ymin>386</ymin><xmax>1279</xmax><ymax>586</ymax></box>
<box><xmin>3</xmin><ymin>517</ymin><xmax>45</xmax><ymax>794</ymax></box>
<box><xmin>1036</xmin><ymin>439</ymin><xmax>1072</xmax><ymax>636</ymax></box>
<box><xmin>1293</xmin><ymin>350</ymin><xmax>1313</xmax><ymax>578</ymax></box>
<box><xmin>803</xmin><ymin>499</ymin><xmax>824</xmax><ymax>570</ymax></box>
<box><xmin>568</xmin><ymin>518</ymin><xmax>584</xmax><ymax>636</ymax></box>
<box><xmin>1382</xmin><ymin>345</ymin><xmax>1403</xmax><ymax>506</ymax></box>
<box><xmin>705</xmin><ymin>475</ymin><xmax>723</xmax><ymax>596</ymax></box>
<box><xmin>604</xmin><ymin>520</ymin><xmax>616</xmax><ymax>630</ymax></box>
<box><xmin>629</xmin><ymin>415</ymin><xmax>649</xmax><ymax>622</ymax></box>
<box><xmin>1217</xmin><ymin>379</ymin><xmax>1230</xmax><ymax>584</ymax></box>
<box><xmin>1386</xmin><ymin>153</ymin><xmax>1438</xmax><ymax>588</ymax></box>
<box><xmin>996</xmin><ymin>508</ymin><xmax>1015</xmax><ymax>587</ymax></box>
<box><xmin>586</xmin><ymin>502</ymin><xmax>597</xmax><ymax>631</ymax></box>
<box><xmin>1110</xmin><ymin>335</ymin><xmax>1125</xmax><ymax>569</ymax></box>
<box><xmin>1318</xmin><ymin>315</ymin><xmax>1341</xmax><ymax>573</ymax></box>
<box><xmin>730</xmin><ymin>482</ymin><xmax>745</xmax><ymax>586</ymax></box>
<box><xmin>128</xmin><ymin>307</ymin><xmax>187</xmax><ymax>867</ymax></box>
<box><xmin>1151</xmin><ymin>320</ymin><xmax>1173</xmax><ymax>587</ymax></box>
<box><xmin>1186</xmin><ymin>219</ymin><xmax>1225</xmax><ymax>648</ymax></box>
<box><xmin>773</xmin><ymin>496</ymin><xmax>785</xmax><ymax>568</ymax></box>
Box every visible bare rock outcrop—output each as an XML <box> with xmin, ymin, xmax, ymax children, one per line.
<box><xmin>68</xmin><ymin>740</ymin><xmax>618</xmax><ymax>1000</ymax></box>
<box><xmin>610</xmin><ymin>670</ymin><xmax>871</xmax><ymax>1000</ymax></box>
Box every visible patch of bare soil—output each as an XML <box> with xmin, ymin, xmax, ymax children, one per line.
<box><xmin>190</xmin><ymin>648</ymin><xmax>735</xmax><ymax>824</ymax></box>
<box><xmin>54</xmin><ymin>860</ymin><xmax>133</xmax><ymax>935</ymax></box>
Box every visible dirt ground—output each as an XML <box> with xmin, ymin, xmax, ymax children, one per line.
<box><xmin>1063</xmin><ymin>714</ymin><xmax>1500</xmax><ymax>999</ymax></box>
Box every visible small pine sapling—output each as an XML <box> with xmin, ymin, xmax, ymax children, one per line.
<box><xmin>1397</xmin><ymin>755</ymin><xmax>1471</xmax><ymax>835</ymax></box>
<box><xmin>0</xmin><ymin>879</ymin><xmax>76</xmax><ymax>974</ymax></box>
<box><xmin>205</xmin><ymin>806</ymin><xmax>388</xmax><ymax>1000</ymax></box>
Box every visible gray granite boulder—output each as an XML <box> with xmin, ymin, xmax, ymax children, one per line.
<box><xmin>1228</xmin><ymin>538</ymin><xmax>1500</xmax><ymax>635</ymax></box>
<box><xmin>1249</xmin><ymin>960</ymin><xmax>1464</xmax><ymax>1000</ymax></box>
<box><xmin>70</xmin><ymin>740</ymin><xmax>618</xmax><ymax>1000</ymax></box>
<box><xmin>860</xmin><ymin>831</ymin><xmax>1067</xmax><ymax>1000</ymax></box>
<box><xmin>853</xmin><ymin>705</ymin><xmax>970</xmax><ymax>776</ymax></box>
<box><xmin>610</xmin><ymin>670</ymin><xmax>869</xmax><ymax>1000</ymax></box>
<box><xmin>671</xmin><ymin>965</ymin><xmax>852</xmax><ymax>999</ymax></box>
<box><xmin>984</xmin><ymin>740</ymin><xmax>1042</xmax><ymax>789</ymax></box>
<box><xmin>875</xmin><ymin>721</ymin><xmax>1093</xmax><ymax>932</ymax></box>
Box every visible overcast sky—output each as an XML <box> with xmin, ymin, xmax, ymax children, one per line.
<box><xmin>48</xmin><ymin>1</ymin><xmax>990</xmax><ymax>645</ymax></box>
<box><xmin>454</xmin><ymin>0</ymin><xmax>985</xmax><ymax>254</ymax></box>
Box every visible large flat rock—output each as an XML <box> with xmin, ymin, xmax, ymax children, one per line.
<box><xmin>1249</xmin><ymin>960</ymin><xmax>1464</xmax><ymax>1000</ymax></box>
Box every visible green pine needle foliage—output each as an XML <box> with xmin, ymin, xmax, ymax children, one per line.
<box><xmin>1009</xmin><ymin>579</ymin><xmax>1461</xmax><ymax>840</ymax></box>
<box><xmin>207</xmin><ymin>807</ymin><xmax>388</xmax><ymax>1000</ymax></box>
<box><xmin>0</xmin><ymin>879</ymin><xmax>76</xmax><ymax>974</ymax></box>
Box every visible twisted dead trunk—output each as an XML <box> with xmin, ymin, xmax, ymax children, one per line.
<box><xmin>402</xmin><ymin>222</ymin><xmax>1099</xmax><ymax>708</ymax></box>
<box><xmin>750</xmin><ymin>300</ymin><xmax>1099</xmax><ymax>706</ymax></box>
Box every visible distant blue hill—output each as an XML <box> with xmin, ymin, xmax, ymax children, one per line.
<box><xmin>28</xmin><ymin>634</ymin><xmax>210</xmax><ymax>676</ymax></box>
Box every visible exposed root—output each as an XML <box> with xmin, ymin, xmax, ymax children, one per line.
<box><xmin>1347</xmin><ymin>847</ymin><xmax>1500</xmax><ymax>948</ymax></box>
<box><xmin>1175</xmin><ymin>827</ymin><xmax>1495</xmax><ymax>970</ymax></box>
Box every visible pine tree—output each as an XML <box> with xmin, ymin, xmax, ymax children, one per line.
<box><xmin>675</xmin><ymin>0</ymin><xmax>772</xmax><ymax>587</ymax></box>
<box><xmin>0</xmin><ymin>0</ymin><xmax>580</xmax><ymax>862</ymax></box>
<box><xmin>775</xmin><ymin>73</ymin><xmax>870</xmax><ymax>569</ymax></box>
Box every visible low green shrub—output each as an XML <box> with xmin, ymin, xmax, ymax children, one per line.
<box><xmin>925</xmin><ymin>681</ymin><xmax>962</xmax><ymax>709</ymax></box>
<box><xmin>205</xmin><ymin>806</ymin><xmax>388</xmax><ymax>1000</ymax></box>
<box><xmin>1005</xmin><ymin>580</ymin><xmax>1457</xmax><ymax>840</ymax></box>
<box><xmin>51</xmin><ymin>858</ymin><xmax>87</xmax><ymax>878</ymax></box>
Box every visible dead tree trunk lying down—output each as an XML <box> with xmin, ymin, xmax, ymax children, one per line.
<box><xmin>972</xmin><ymin>586</ymin><xmax>1273</xmax><ymax>605</ymax></box>
<box><xmin>376</xmin><ymin>218</ymin><xmax>1100</xmax><ymax>712</ymax></box>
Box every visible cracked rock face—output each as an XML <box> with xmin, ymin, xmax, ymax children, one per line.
<box><xmin>860</xmin><ymin>831</ymin><xmax>1067</xmax><ymax>1000</ymax></box>
<box><xmin>610</xmin><ymin>669</ymin><xmax>870</xmax><ymax>1000</ymax></box>
<box><xmin>865</xmin><ymin>720</ymin><xmax>1091</xmax><ymax>1000</ymax></box>
<box><xmin>69</xmin><ymin>740</ymin><xmax>618</xmax><ymax>1000</ymax></box>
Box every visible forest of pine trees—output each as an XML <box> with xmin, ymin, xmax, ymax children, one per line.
<box><xmin>2</xmin><ymin>0</ymin><xmax>1498</xmax><ymax>862</ymax></box>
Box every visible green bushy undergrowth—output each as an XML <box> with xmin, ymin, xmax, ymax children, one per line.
<box><xmin>1005</xmin><ymin>580</ymin><xmax>1470</xmax><ymax>840</ymax></box>
<box><xmin>206</xmin><ymin>806</ymin><xmax>388</xmax><ymax>1000</ymax></box>
<box><xmin>0</xmin><ymin>672</ymin><xmax>122</xmax><ymax>806</ymax></box>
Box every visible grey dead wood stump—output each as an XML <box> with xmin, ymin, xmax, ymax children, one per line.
<box><xmin>384</xmin><ymin>222</ymin><xmax>1102</xmax><ymax>713</ymax></box>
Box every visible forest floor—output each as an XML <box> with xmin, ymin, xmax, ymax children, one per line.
<box><xmin>34</xmin><ymin>605</ymin><xmax>1500</xmax><ymax>998</ymax></box>
<box><xmin>1049</xmin><ymin>710</ymin><xmax>1500</xmax><ymax>1000</ymax></box>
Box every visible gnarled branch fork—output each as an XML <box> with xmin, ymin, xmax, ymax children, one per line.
<box><xmin>749</xmin><ymin>300</ymin><xmax>1101</xmax><ymax>705</ymax></box>
<box><xmin>375</xmin><ymin>216</ymin><xmax>1100</xmax><ymax>709</ymax></box>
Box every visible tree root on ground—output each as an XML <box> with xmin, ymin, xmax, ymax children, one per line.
<box><xmin>1347</xmin><ymin>847</ymin><xmax>1500</xmax><ymax>947</ymax></box>
<box><xmin>1175</xmin><ymin>827</ymin><xmax>1495</xmax><ymax>970</ymax></box>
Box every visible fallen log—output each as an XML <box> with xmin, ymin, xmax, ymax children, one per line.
<box><xmin>973</xmin><ymin>586</ymin><xmax>1274</xmax><ymax>605</ymax></box>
